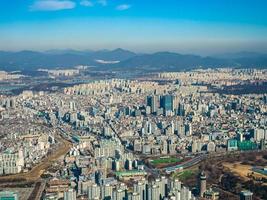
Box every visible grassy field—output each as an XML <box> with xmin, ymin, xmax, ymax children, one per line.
<box><xmin>151</xmin><ymin>157</ymin><xmax>181</xmax><ymax>165</ymax></box>
<box><xmin>172</xmin><ymin>169</ymin><xmax>198</xmax><ymax>181</ymax></box>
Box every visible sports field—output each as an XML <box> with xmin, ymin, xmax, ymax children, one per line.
<box><xmin>151</xmin><ymin>157</ymin><xmax>181</xmax><ymax>165</ymax></box>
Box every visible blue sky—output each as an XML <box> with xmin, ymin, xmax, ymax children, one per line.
<box><xmin>0</xmin><ymin>0</ymin><xmax>267</xmax><ymax>54</ymax></box>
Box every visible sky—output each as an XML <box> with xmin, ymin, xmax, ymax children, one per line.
<box><xmin>0</xmin><ymin>0</ymin><xmax>267</xmax><ymax>55</ymax></box>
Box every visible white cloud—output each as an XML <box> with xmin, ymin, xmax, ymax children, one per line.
<box><xmin>98</xmin><ymin>0</ymin><xmax>107</xmax><ymax>6</ymax></box>
<box><xmin>80</xmin><ymin>0</ymin><xmax>93</xmax><ymax>7</ymax></box>
<box><xmin>116</xmin><ymin>4</ymin><xmax>131</xmax><ymax>11</ymax></box>
<box><xmin>30</xmin><ymin>0</ymin><xmax>76</xmax><ymax>11</ymax></box>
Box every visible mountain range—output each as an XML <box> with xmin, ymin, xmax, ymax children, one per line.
<box><xmin>0</xmin><ymin>49</ymin><xmax>267</xmax><ymax>71</ymax></box>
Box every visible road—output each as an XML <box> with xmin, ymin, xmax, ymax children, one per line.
<box><xmin>27</xmin><ymin>181</ymin><xmax>47</xmax><ymax>200</ymax></box>
<box><xmin>106</xmin><ymin>120</ymin><xmax>123</xmax><ymax>144</ymax></box>
<box><xmin>163</xmin><ymin>154</ymin><xmax>207</xmax><ymax>173</ymax></box>
<box><xmin>144</xmin><ymin>149</ymin><xmax>267</xmax><ymax>175</ymax></box>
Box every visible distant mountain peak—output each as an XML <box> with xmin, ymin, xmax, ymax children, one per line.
<box><xmin>111</xmin><ymin>48</ymin><xmax>135</xmax><ymax>53</ymax></box>
<box><xmin>0</xmin><ymin>49</ymin><xmax>266</xmax><ymax>71</ymax></box>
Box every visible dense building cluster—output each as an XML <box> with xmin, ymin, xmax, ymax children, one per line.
<box><xmin>0</xmin><ymin>69</ymin><xmax>266</xmax><ymax>199</ymax></box>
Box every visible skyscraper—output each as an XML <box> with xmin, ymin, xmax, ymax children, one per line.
<box><xmin>146</xmin><ymin>96</ymin><xmax>158</xmax><ymax>114</ymax></box>
<box><xmin>177</xmin><ymin>103</ymin><xmax>185</xmax><ymax>116</ymax></box>
<box><xmin>160</xmin><ymin>95</ymin><xmax>174</xmax><ymax>112</ymax></box>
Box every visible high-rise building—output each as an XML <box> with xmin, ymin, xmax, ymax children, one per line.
<box><xmin>207</xmin><ymin>142</ymin><xmax>216</xmax><ymax>152</ymax></box>
<box><xmin>227</xmin><ymin>139</ymin><xmax>238</xmax><ymax>151</ymax></box>
<box><xmin>127</xmin><ymin>159</ymin><xmax>133</xmax><ymax>170</ymax></box>
<box><xmin>237</xmin><ymin>132</ymin><xmax>244</xmax><ymax>142</ymax></box>
<box><xmin>263</xmin><ymin>95</ymin><xmax>267</xmax><ymax>104</ymax></box>
<box><xmin>174</xmin><ymin>190</ymin><xmax>181</xmax><ymax>200</ymax></box>
<box><xmin>170</xmin><ymin>179</ymin><xmax>181</xmax><ymax>192</ymax></box>
<box><xmin>131</xmin><ymin>192</ymin><xmax>142</xmax><ymax>200</ymax></box>
<box><xmin>160</xmin><ymin>95</ymin><xmax>174</xmax><ymax>112</ymax></box>
<box><xmin>185</xmin><ymin>123</ymin><xmax>192</xmax><ymax>136</ymax></box>
<box><xmin>148</xmin><ymin>184</ymin><xmax>160</xmax><ymax>200</ymax></box>
<box><xmin>160</xmin><ymin>176</ymin><xmax>168</xmax><ymax>198</ymax></box>
<box><xmin>253</xmin><ymin>128</ymin><xmax>265</xmax><ymax>142</ymax></box>
<box><xmin>146</xmin><ymin>96</ymin><xmax>158</xmax><ymax>114</ymax></box>
<box><xmin>191</xmin><ymin>140</ymin><xmax>198</xmax><ymax>153</ymax></box>
<box><xmin>0</xmin><ymin>191</ymin><xmax>19</xmax><ymax>200</ymax></box>
<box><xmin>240</xmin><ymin>190</ymin><xmax>253</xmax><ymax>200</ymax></box>
<box><xmin>204</xmin><ymin>188</ymin><xmax>220</xmax><ymax>200</ymax></box>
<box><xmin>69</xmin><ymin>101</ymin><xmax>76</xmax><ymax>111</ymax></box>
<box><xmin>181</xmin><ymin>186</ymin><xmax>192</xmax><ymax>200</ymax></box>
<box><xmin>100</xmin><ymin>184</ymin><xmax>113</xmax><ymax>200</ymax></box>
<box><xmin>260</xmin><ymin>139</ymin><xmax>265</xmax><ymax>150</ymax></box>
<box><xmin>199</xmin><ymin>171</ymin><xmax>206</xmax><ymax>197</ymax></box>
<box><xmin>133</xmin><ymin>180</ymin><xmax>147</xmax><ymax>200</ymax></box>
<box><xmin>113</xmin><ymin>189</ymin><xmax>126</xmax><ymax>200</ymax></box>
<box><xmin>88</xmin><ymin>183</ymin><xmax>100</xmax><ymax>200</ymax></box>
<box><xmin>0</xmin><ymin>150</ymin><xmax>24</xmax><ymax>175</ymax></box>
<box><xmin>177</xmin><ymin>103</ymin><xmax>185</xmax><ymax>116</ymax></box>
<box><xmin>64</xmin><ymin>189</ymin><xmax>76</xmax><ymax>200</ymax></box>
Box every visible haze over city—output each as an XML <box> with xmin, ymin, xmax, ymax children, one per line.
<box><xmin>1</xmin><ymin>0</ymin><xmax>267</xmax><ymax>54</ymax></box>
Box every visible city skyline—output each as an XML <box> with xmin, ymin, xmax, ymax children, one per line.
<box><xmin>0</xmin><ymin>1</ymin><xmax>267</xmax><ymax>199</ymax></box>
<box><xmin>1</xmin><ymin>0</ymin><xmax>267</xmax><ymax>55</ymax></box>
<box><xmin>0</xmin><ymin>69</ymin><xmax>266</xmax><ymax>199</ymax></box>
